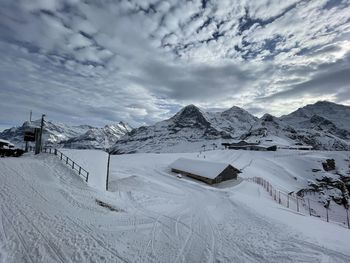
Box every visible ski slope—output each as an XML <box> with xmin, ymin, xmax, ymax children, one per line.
<box><xmin>0</xmin><ymin>151</ymin><xmax>350</xmax><ymax>262</ymax></box>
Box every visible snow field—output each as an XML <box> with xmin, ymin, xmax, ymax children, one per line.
<box><xmin>1</xmin><ymin>149</ymin><xmax>350</xmax><ymax>262</ymax></box>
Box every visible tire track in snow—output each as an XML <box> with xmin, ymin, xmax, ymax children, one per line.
<box><xmin>65</xmin><ymin>216</ymin><xmax>129</xmax><ymax>263</ymax></box>
<box><xmin>1</xmin><ymin>163</ymin><xmax>49</xmax><ymax>203</ymax></box>
<box><xmin>174</xmin><ymin>214</ymin><xmax>195</xmax><ymax>263</ymax></box>
<box><xmin>0</xmin><ymin>205</ymin><xmax>35</xmax><ymax>263</ymax></box>
<box><xmin>139</xmin><ymin>214</ymin><xmax>161</xmax><ymax>263</ymax></box>
<box><xmin>0</xmin><ymin>190</ymin><xmax>67</xmax><ymax>263</ymax></box>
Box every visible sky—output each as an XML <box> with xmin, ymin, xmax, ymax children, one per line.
<box><xmin>0</xmin><ymin>0</ymin><xmax>350</xmax><ymax>129</ymax></box>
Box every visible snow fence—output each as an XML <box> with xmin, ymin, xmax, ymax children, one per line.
<box><xmin>249</xmin><ymin>177</ymin><xmax>350</xmax><ymax>229</ymax></box>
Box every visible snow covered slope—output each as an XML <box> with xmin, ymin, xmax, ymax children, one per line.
<box><xmin>61</xmin><ymin>122</ymin><xmax>132</xmax><ymax>149</ymax></box>
<box><xmin>1</xmin><ymin>151</ymin><xmax>350</xmax><ymax>262</ymax></box>
<box><xmin>0</xmin><ymin>119</ymin><xmax>93</xmax><ymax>147</ymax></box>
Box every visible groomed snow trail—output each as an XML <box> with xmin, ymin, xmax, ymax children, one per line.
<box><xmin>0</xmin><ymin>153</ymin><xmax>350</xmax><ymax>262</ymax></box>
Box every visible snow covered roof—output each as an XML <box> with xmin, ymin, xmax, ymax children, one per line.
<box><xmin>169</xmin><ymin>158</ymin><xmax>232</xmax><ymax>179</ymax></box>
<box><xmin>0</xmin><ymin>139</ymin><xmax>14</xmax><ymax>146</ymax></box>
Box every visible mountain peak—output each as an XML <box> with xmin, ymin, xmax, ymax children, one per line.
<box><xmin>181</xmin><ymin>104</ymin><xmax>200</xmax><ymax>111</ymax></box>
<box><xmin>261</xmin><ymin>113</ymin><xmax>275</xmax><ymax>122</ymax></box>
<box><xmin>172</xmin><ymin>104</ymin><xmax>204</xmax><ymax>119</ymax></box>
<box><xmin>170</xmin><ymin>104</ymin><xmax>211</xmax><ymax>128</ymax></box>
<box><xmin>313</xmin><ymin>100</ymin><xmax>336</xmax><ymax>106</ymax></box>
<box><xmin>303</xmin><ymin>100</ymin><xmax>347</xmax><ymax>111</ymax></box>
<box><xmin>227</xmin><ymin>105</ymin><xmax>245</xmax><ymax>111</ymax></box>
<box><xmin>222</xmin><ymin>105</ymin><xmax>256</xmax><ymax>118</ymax></box>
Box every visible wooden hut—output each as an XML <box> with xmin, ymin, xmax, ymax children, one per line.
<box><xmin>170</xmin><ymin>158</ymin><xmax>240</xmax><ymax>185</ymax></box>
<box><xmin>0</xmin><ymin>139</ymin><xmax>14</xmax><ymax>149</ymax></box>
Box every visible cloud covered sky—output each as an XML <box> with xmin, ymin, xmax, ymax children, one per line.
<box><xmin>0</xmin><ymin>0</ymin><xmax>350</xmax><ymax>128</ymax></box>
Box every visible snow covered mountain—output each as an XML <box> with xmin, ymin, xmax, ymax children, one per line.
<box><xmin>0</xmin><ymin>119</ymin><xmax>94</xmax><ymax>147</ymax></box>
<box><xmin>60</xmin><ymin>122</ymin><xmax>132</xmax><ymax>149</ymax></box>
<box><xmin>110</xmin><ymin>105</ymin><xmax>259</xmax><ymax>154</ymax></box>
<box><xmin>279</xmin><ymin>101</ymin><xmax>350</xmax><ymax>150</ymax></box>
<box><xmin>2</xmin><ymin>101</ymin><xmax>349</xmax><ymax>152</ymax></box>
<box><xmin>208</xmin><ymin>106</ymin><xmax>258</xmax><ymax>137</ymax></box>
<box><xmin>239</xmin><ymin>112</ymin><xmax>350</xmax><ymax>150</ymax></box>
<box><xmin>281</xmin><ymin>101</ymin><xmax>350</xmax><ymax>130</ymax></box>
<box><xmin>111</xmin><ymin>101</ymin><xmax>350</xmax><ymax>153</ymax></box>
<box><xmin>240</xmin><ymin>113</ymin><xmax>298</xmax><ymax>146</ymax></box>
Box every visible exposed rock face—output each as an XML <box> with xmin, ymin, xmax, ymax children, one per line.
<box><xmin>322</xmin><ymin>159</ymin><xmax>336</xmax><ymax>172</ymax></box>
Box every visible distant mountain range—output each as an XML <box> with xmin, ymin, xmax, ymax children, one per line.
<box><xmin>60</xmin><ymin>122</ymin><xmax>132</xmax><ymax>150</ymax></box>
<box><xmin>110</xmin><ymin>101</ymin><xmax>350</xmax><ymax>153</ymax></box>
<box><xmin>0</xmin><ymin>120</ymin><xmax>131</xmax><ymax>150</ymax></box>
<box><xmin>1</xmin><ymin>101</ymin><xmax>349</xmax><ymax>152</ymax></box>
<box><xmin>0</xmin><ymin>120</ymin><xmax>93</xmax><ymax>147</ymax></box>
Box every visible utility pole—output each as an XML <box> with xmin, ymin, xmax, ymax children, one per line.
<box><xmin>106</xmin><ymin>149</ymin><xmax>111</xmax><ymax>191</ymax></box>
<box><xmin>35</xmin><ymin>114</ymin><xmax>45</xmax><ymax>154</ymax></box>
<box><xmin>39</xmin><ymin>114</ymin><xmax>45</xmax><ymax>152</ymax></box>
<box><xmin>25</xmin><ymin>110</ymin><xmax>31</xmax><ymax>152</ymax></box>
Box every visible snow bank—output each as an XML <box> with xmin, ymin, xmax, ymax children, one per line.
<box><xmin>61</xmin><ymin>149</ymin><xmax>108</xmax><ymax>191</ymax></box>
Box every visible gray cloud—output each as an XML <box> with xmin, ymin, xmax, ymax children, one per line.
<box><xmin>0</xmin><ymin>0</ymin><xmax>350</xmax><ymax>127</ymax></box>
<box><xmin>128</xmin><ymin>60</ymin><xmax>258</xmax><ymax>101</ymax></box>
<box><xmin>259</xmin><ymin>52</ymin><xmax>350</xmax><ymax>101</ymax></box>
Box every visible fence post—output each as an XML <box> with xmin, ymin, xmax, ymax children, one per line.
<box><xmin>54</xmin><ymin>149</ymin><xmax>57</xmax><ymax>155</ymax></box>
<box><xmin>346</xmin><ymin>208</ymin><xmax>350</xmax><ymax>229</ymax></box>
<box><xmin>326</xmin><ymin>207</ymin><xmax>329</xmax><ymax>222</ymax></box>
<box><xmin>79</xmin><ymin>167</ymin><xmax>81</xmax><ymax>175</ymax></box>
<box><xmin>278</xmin><ymin>191</ymin><xmax>281</xmax><ymax>204</ymax></box>
<box><xmin>86</xmin><ymin>172</ymin><xmax>89</xmax><ymax>182</ymax></box>
<box><xmin>297</xmin><ymin>197</ymin><xmax>299</xmax><ymax>212</ymax></box>
<box><xmin>60</xmin><ymin>152</ymin><xmax>62</xmax><ymax>160</ymax></box>
<box><xmin>72</xmin><ymin>162</ymin><xmax>74</xmax><ymax>170</ymax></box>
<box><xmin>66</xmin><ymin>156</ymin><xmax>68</xmax><ymax>165</ymax></box>
<box><xmin>287</xmin><ymin>194</ymin><xmax>289</xmax><ymax>208</ymax></box>
<box><xmin>308</xmin><ymin>199</ymin><xmax>311</xmax><ymax>216</ymax></box>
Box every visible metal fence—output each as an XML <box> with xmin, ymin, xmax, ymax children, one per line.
<box><xmin>27</xmin><ymin>146</ymin><xmax>89</xmax><ymax>182</ymax></box>
<box><xmin>54</xmin><ymin>149</ymin><xmax>89</xmax><ymax>182</ymax></box>
<box><xmin>249</xmin><ymin>177</ymin><xmax>350</xmax><ymax>229</ymax></box>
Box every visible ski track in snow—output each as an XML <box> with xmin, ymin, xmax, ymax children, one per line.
<box><xmin>0</xmin><ymin>152</ymin><xmax>350</xmax><ymax>262</ymax></box>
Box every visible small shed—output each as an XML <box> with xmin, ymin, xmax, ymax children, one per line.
<box><xmin>169</xmin><ymin>158</ymin><xmax>240</xmax><ymax>185</ymax></box>
<box><xmin>0</xmin><ymin>139</ymin><xmax>14</xmax><ymax>149</ymax></box>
